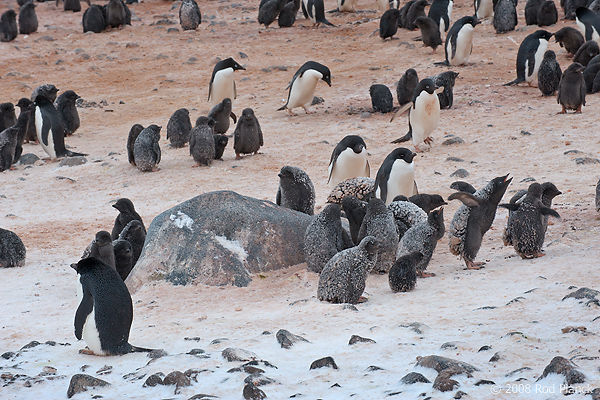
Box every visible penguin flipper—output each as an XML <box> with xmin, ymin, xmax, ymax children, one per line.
<box><xmin>230</xmin><ymin>112</ymin><xmax>237</xmax><ymax>123</ymax></box>
<box><xmin>540</xmin><ymin>207</ymin><xmax>560</xmax><ymax>219</ymax></box>
<box><xmin>65</xmin><ymin>150</ymin><xmax>88</xmax><ymax>157</ymax></box>
<box><xmin>448</xmin><ymin>191</ymin><xmax>481</xmax><ymax>207</ymax></box>
<box><xmin>413</xmin><ymin>180</ymin><xmax>418</xmax><ymax>196</ymax></box>
<box><xmin>129</xmin><ymin>345</ymin><xmax>155</xmax><ymax>353</ymax></box>
<box><xmin>391</xmin><ymin>130</ymin><xmax>412</xmax><ymax>144</ymax></box>
<box><xmin>503</xmin><ymin>77</ymin><xmax>524</xmax><ymax>86</ymax></box>
<box><xmin>277</xmin><ymin>104</ymin><xmax>288</xmax><ymax>111</ymax></box>
<box><xmin>276</xmin><ymin>187</ymin><xmax>282</xmax><ymax>205</ymax></box>
<box><xmin>74</xmin><ymin>289</ymin><xmax>93</xmax><ymax>340</ymax></box>
<box><xmin>450</xmin><ymin>181</ymin><xmax>477</xmax><ymax>194</ymax></box>
<box><xmin>390</xmin><ymin>102</ymin><xmax>413</xmax><ymax>122</ymax></box>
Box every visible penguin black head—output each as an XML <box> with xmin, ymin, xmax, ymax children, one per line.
<box><xmin>241</xmin><ymin>108</ymin><xmax>255</xmax><ymax>119</ymax></box>
<box><xmin>392</xmin><ymin>195</ymin><xmax>409</xmax><ymax>202</ymax></box>
<box><xmin>389</xmin><ymin>147</ymin><xmax>417</xmax><ymax>164</ymax></box>
<box><xmin>113</xmin><ymin>198</ymin><xmax>136</xmax><ymax>213</ymax></box>
<box><xmin>33</xmin><ymin>94</ymin><xmax>53</xmax><ymax>106</ymax></box>
<box><xmin>16</xmin><ymin>98</ymin><xmax>33</xmax><ymax>110</ymax></box>
<box><xmin>489</xmin><ymin>174</ymin><xmax>513</xmax><ymax>203</ymax></box>
<box><xmin>74</xmin><ymin>256</ymin><xmax>104</xmax><ymax>274</ymax></box>
<box><xmin>428</xmin><ymin>207</ymin><xmax>444</xmax><ymax>228</ymax></box>
<box><xmin>527</xmin><ymin>183</ymin><xmax>544</xmax><ymax>198</ymax></box>
<box><xmin>320</xmin><ymin>70</ymin><xmax>332</xmax><ymax>87</ymax></box>
<box><xmin>535</xmin><ymin>30</ymin><xmax>553</xmax><ymax>41</ymax></box>
<box><xmin>62</xmin><ymin>90</ymin><xmax>81</xmax><ymax>101</ymax></box>
<box><xmin>565</xmin><ymin>62</ymin><xmax>586</xmax><ymax>73</ymax></box>
<box><xmin>195</xmin><ymin>116</ymin><xmax>216</xmax><ymax>127</ymax></box>
<box><xmin>544</xmin><ymin>50</ymin><xmax>556</xmax><ymax>60</ymax></box>
<box><xmin>3</xmin><ymin>9</ymin><xmax>16</xmax><ymax>19</ymax></box>
<box><xmin>541</xmin><ymin>182</ymin><xmax>562</xmax><ymax>199</ymax></box>
<box><xmin>95</xmin><ymin>231</ymin><xmax>113</xmax><ymax>247</ymax></box>
<box><xmin>437</xmin><ymin>71</ymin><xmax>459</xmax><ymax>87</ymax></box>
<box><xmin>360</xmin><ymin>235</ymin><xmax>383</xmax><ymax>255</ymax></box>
<box><xmin>222</xmin><ymin>98</ymin><xmax>232</xmax><ymax>107</ymax></box>
<box><xmin>465</xmin><ymin>15</ymin><xmax>480</xmax><ymax>27</ymax></box>
<box><xmin>413</xmin><ymin>78</ymin><xmax>437</xmax><ymax>98</ymax></box>
<box><xmin>301</xmin><ymin>61</ymin><xmax>332</xmax><ymax>87</ymax></box>
<box><xmin>339</xmin><ymin>135</ymin><xmax>367</xmax><ymax>155</ymax></box>
<box><xmin>0</xmin><ymin>102</ymin><xmax>15</xmax><ymax>114</ymax></box>
<box><xmin>221</xmin><ymin>57</ymin><xmax>246</xmax><ymax>71</ymax></box>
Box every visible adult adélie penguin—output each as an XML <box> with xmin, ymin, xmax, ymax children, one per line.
<box><xmin>277</xmin><ymin>61</ymin><xmax>331</xmax><ymax>115</ymax></box>
<box><xmin>504</xmin><ymin>30</ymin><xmax>553</xmax><ymax>86</ymax></box>
<box><xmin>390</xmin><ymin>78</ymin><xmax>443</xmax><ymax>152</ymax></box>
<box><xmin>302</xmin><ymin>0</ymin><xmax>335</xmax><ymax>26</ymax></box>
<box><xmin>374</xmin><ymin>148</ymin><xmax>418</xmax><ymax>205</ymax></box>
<box><xmin>575</xmin><ymin>7</ymin><xmax>600</xmax><ymax>42</ymax></box>
<box><xmin>208</xmin><ymin>57</ymin><xmax>246</xmax><ymax>109</ymax></box>
<box><xmin>32</xmin><ymin>94</ymin><xmax>86</xmax><ymax>160</ymax></box>
<box><xmin>436</xmin><ymin>16</ymin><xmax>479</xmax><ymax>66</ymax></box>
<box><xmin>327</xmin><ymin>135</ymin><xmax>370</xmax><ymax>190</ymax></box>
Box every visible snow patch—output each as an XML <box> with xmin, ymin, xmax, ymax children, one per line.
<box><xmin>214</xmin><ymin>235</ymin><xmax>248</xmax><ymax>263</ymax></box>
<box><xmin>169</xmin><ymin>211</ymin><xmax>194</xmax><ymax>230</ymax></box>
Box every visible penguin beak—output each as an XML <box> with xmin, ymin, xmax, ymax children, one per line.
<box><xmin>323</xmin><ymin>77</ymin><xmax>332</xmax><ymax>87</ymax></box>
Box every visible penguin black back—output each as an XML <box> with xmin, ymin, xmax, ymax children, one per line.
<box><xmin>557</xmin><ymin>62</ymin><xmax>586</xmax><ymax>113</ymax></box>
<box><xmin>397</xmin><ymin>68</ymin><xmax>419</xmax><ymax>106</ymax></box>
<box><xmin>118</xmin><ymin>220</ymin><xmax>146</xmax><ymax>267</ymax></box>
<box><xmin>554</xmin><ymin>27</ymin><xmax>584</xmax><ymax>56</ymax></box>
<box><xmin>278</xmin><ymin>1</ymin><xmax>297</xmax><ymax>27</ymax></box>
<box><xmin>276</xmin><ymin>165</ymin><xmax>316</xmax><ymax>216</ymax></box>
<box><xmin>405</xmin><ymin>0</ymin><xmax>428</xmax><ymax>30</ymax></box>
<box><xmin>18</xmin><ymin>1</ymin><xmax>38</xmax><ymax>35</ymax></box>
<box><xmin>179</xmin><ymin>0</ymin><xmax>201</xmax><ymax>30</ymax></box>
<box><xmin>433</xmin><ymin>70</ymin><xmax>458</xmax><ymax>109</ymax></box>
<box><xmin>428</xmin><ymin>0</ymin><xmax>451</xmax><ymax>34</ymax></box>
<box><xmin>576</xmin><ymin>7</ymin><xmax>600</xmax><ymax>41</ymax></box>
<box><xmin>0</xmin><ymin>10</ymin><xmax>18</xmax><ymax>42</ymax></box>
<box><xmin>111</xmin><ymin>198</ymin><xmax>145</xmax><ymax>241</ymax></box>
<box><xmin>389</xmin><ymin>251</ymin><xmax>422</xmax><ymax>292</ymax></box>
<box><xmin>369</xmin><ymin>84</ymin><xmax>394</xmax><ymax>113</ymax></box>
<box><xmin>536</xmin><ymin>1</ymin><xmax>557</xmax><ymax>27</ymax></box>
<box><xmin>573</xmin><ymin>40</ymin><xmax>599</xmax><ymax>66</ymax></box>
<box><xmin>415</xmin><ymin>16</ymin><xmax>442</xmax><ymax>53</ymax></box>
<box><xmin>82</xmin><ymin>4</ymin><xmax>106</xmax><ymax>33</ymax></box>
<box><xmin>504</xmin><ymin>30</ymin><xmax>553</xmax><ymax>86</ymax></box>
<box><xmin>493</xmin><ymin>0</ymin><xmax>517</xmax><ymax>34</ymax></box>
<box><xmin>127</xmin><ymin>124</ymin><xmax>144</xmax><ymax>166</ymax></box>
<box><xmin>214</xmin><ymin>134</ymin><xmax>228</xmax><ymax>160</ymax></box>
<box><xmin>380</xmin><ymin>8</ymin><xmax>401</xmax><ymax>40</ymax></box>
<box><xmin>0</xmin><ymin>103</ymin><xmax>16</xmax><ymax>133</ymax></box>
<box><xmin>54</xmin><ymin>90</ymin><xmax>80</xmax><ymax>136</ymax></box>
<box><xmin>166</xmin><ymin>108</ymin><xmax>192</xmax><ymax>148</ymax></box>
<box><xmin>524</xmin><ymin>0</ymin><xmax>542</xmax><ymax>25</ymax></box>
<box><xmin>189</xmin><ymin>116</ymin><xmax>216</xmax><ymax>166</ymax></box>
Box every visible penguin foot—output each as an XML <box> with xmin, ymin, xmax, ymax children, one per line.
<box><xmin>192</xmin><ymin>163</ymin><xmax>200</xmax><ymax>168</ymax></box>
<box><xmin>286</xmin><ymin>109</ymin><xmax>295</xmax><ymax>116</ymax></box>
<box><xmin>79</xmin><ymin>348</ymin><xmax>95</xmax><ymax>355</ymax></box>
<box><xmin>521</xmin><ymin>252</ymin><xmax>545</xmax><ymax>259</ymax></box>
<box><xmin>356</xmin><ymin>296</ymin><xmax>368</xmax><ymax>303</ymax></box>
<box><xmin>558</xmin><ymin>107</ymin><xmax>567</xmax><ymax>114</ymax></box>
<box><xmin>235</xmin><ymin>154</ymin><xmax>242</xmax><ymax>160</ymax></box>
<box><xmin>423</xmin><ymin>136</ymin><xmax>434</xmax><ymax>145</ymax></box>
<box><xmin>465</xmin><ymin>261</ymin><xmax>485</xmax><ymax>270</ymax></box>
<box><xmin>417</xmin><ymin>271</ymin><xmax>436</xmax><ymax>278</ymax></box>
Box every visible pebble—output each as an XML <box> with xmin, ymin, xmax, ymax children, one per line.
<box><xmin>563</xmin><ymin>287</ymin><xmax>599</xmax><ymax>301</ymax></box>
<box><xmin>164</xmin><ymin>371</ymin><xmax>191</xmax><ymax>391</ymax></box>
<box><xmin>222</xmin><ymin>348</ymin><xmax>258</xmax><ymax>362</ymax></box>
<box><xmin>310</xmin><ymin>356</ymin><xmax>338</xmax><ymax>370</ymax></box>
<box><xmin>442</xmin><ymin>136</ymin><xmax>465</xmax><ymax>145</ymax></box>
<box><xmin>575</xmin><ymin>157</ymin><xmax>600</xmax><ymax>165</ymax></box>
<box><xmin>446</xmin><ymin>156</ymin><xmax>464</xmax><ymax>162</ymax></box>
<box><xmin>67</xmin><ymin>374</ymin><xmax>109</xmax><ymax>398</ymax></box>
<box><xmin>348</xmin><ymin>335</ymin><xmax>376</xmax><ymax>345</ymax></box>
<box><xmin>143</xmin><ymin>373</ymin><xmax>164</xmax><ymax>387</ymax></box>
<box><xmin>276</xmin><ymin>329</ymin><xmax>309</xmax><ymax>349</ymax></box>
<box><xmin>450</xmin><ymin>169</ymin><xmax>469</xmax><ymax>178</ymax></box>
<box><xmin>416</xmin><ymin>355</ymin><xmax>478</xmax><ymax>374</ymax></box>
<box><xmin>244</xmin><ymin>373</ymin><xmax>275</xmax><ymax>386</ymax></box>
<box><xmin>59</xmin><ymin>156</ymin><xmax>87</xmax><ymax>167</ymax></box>
<box><xmin>18</xmin><ymin>153</ymin><xmax>39</xmax><ymax>165</ymax></box>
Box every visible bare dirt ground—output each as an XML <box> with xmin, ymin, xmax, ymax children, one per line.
<box><xmin>1</xmin><ymin>0</ymin><xmax>600</xmax><ymax>398</ymax></box>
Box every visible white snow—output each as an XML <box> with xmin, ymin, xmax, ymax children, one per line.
<box><xmin>169</xmin><ymin>211</ymin><xmax>194</xmax><ymax>231</ymax></box>
<box><xmin>214</xmin><ymin>235</ymin><xmax>248</xmax><ymax>263</ymax></box>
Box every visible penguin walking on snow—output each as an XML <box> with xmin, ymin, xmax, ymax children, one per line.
<box><xmin>375</xmin><ymin>148</ymin><xmax>418</xmax><ymax>205</ymax></box>
<box><xmin>328</xmin><ymin>135</ymin><xmax>370</xmax><ymax>190</ymax></box>
<box><xmin>437</xmin><ymin>16</ymin><xmax>479</xmax><ymax>66</ymax></box>
<box><xmin>391</xmin><ymin>79</ymin><xmax>443</xmax><ymax>151</ymax></box>
<box><xmin>32</xmin><ymin>95</ymin><xmax>86</xmax><ymax>159</ymax></box>
<box><xmin>208</xmin><ymin>58</ymin><xmax>246</xmax><ymax>109</ymax></box>
<box><xmin>73</xmin><ymin>257</ymin><xmax>154</xmax><ymax>356</ymax></box>
<box><xmin>504</xmin><ymin>30</ymin><xmax>553</xmax><ymax>86</ymax></box>
<box><xmin>278</xmin><ymin>61</ymin><xmax>331</xmax><ymax>115</ymax></box>
<box><xmin>302</xmin><ymin>0</ymin><xmax>335</xmax><ymax>26</ymax></box>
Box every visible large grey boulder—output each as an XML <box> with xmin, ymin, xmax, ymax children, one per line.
<box><xmin>126</xmin><ymin>191</ymin><xmax>313</xmax><ymax>291</ymax></box>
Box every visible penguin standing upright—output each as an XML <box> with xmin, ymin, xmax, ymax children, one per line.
<box><xmin>428</xmin><ymin>0</ymin><xmax>452</xmax><ymax>36</ymax></box>
<box><xmin>375</xmin><ymin>148</ymin><xmax>418</xmax><ymax>205</ymax></box>
<box><xmin>328</xmin><ymin>135</ymin><xmax>370</xmax><ymax>190</ymax></box>
<box><xmin>493</xmin><ymin>0</ymin><xmax>517</xmax><ymax>34</ymax></box>
<box><xmin>474</xmin><ymin>0</ymin><xmax>493</xmax><ymax>19</ymax></box>
<box><xmin>133</xmin><ymin>125</ymin><xmax>161</xmax><ymax>172</ymax></box>
<box><xmin>504</xmin><ymin>30</ymin><xmax>553</xmax><ymax>86</ymax></box>
<box><xmin>126</xmin><ymin>124</ymin><xmax>144</xmax><ymax>166</ymax></box>
<box><xmin>301</xmin><ymin>0</ymin><xmax>335</xmax><ymax>26</ymax></box>
<box><xmin>12</xmin><ymin>98</ymin><xmax>34</xmax><ymax>164</ymax></box>
<box><xmin>391</xmin><ymin>78</ymin><xmax>442</xmax><ymax>151</ymax></box>
<box><xmin>208</xmin><ymin>58</ymin><xmax>246</xmax><ymax>109</ymax></box>
<box><xmin>166</xmin><ymin>108</ymin><xmax>192</xmax><ymax>148</ymax></box>
<box><xmin>557</xmin><ymin>62</ymin><xmax>586</xmax><ymax>113</ymax></box>
<box><xmin>0</xmin><ymin>10</ymin><xmax>18</xmax><ymax>42</ymax></box>
<box><xmin>18</xmin><ymin>1</ymin><xmax>38</xmax><ymax>35</ymax></box>
<box><xmin>73</xmin><ymin>257</ymin><xmax>153</xmax><ymax>356</ymax></box>
<box><xmin>207</xmin><ymin>98</ymin><xmax>237</xmax><ymax>134</ymax></box>
<box><xmin>179</xmin><ymin>0</ymin><xmax>201</xmax><ymax>30</ymax></box>
<box><xmin>439</xmin><ymin>16</ymin><xmax>479</xmax><ymax>66</ymax></box>
<box><xmin>277</xmin><ymin>61</ymin><xmax>331</xmax><ymax>114</ymax></box>
<box><xmin>537</xmin><ymin>50</ymin><xmax>562</xmax><ymax>96</ymax></box>
<box><xmin>575</xmin><ymin>7</ymin><xmax>600</xmax><ymax>42</ymax></box>
<box><xmin>32</xmin><ymin>95</ymin><xmax>86</xmax><ymax>159</ymax></box>
<box><xmin>396</xmin><ymin>68</ymin><xmax>419</xmax><ymax>106</ymax></box>
<box><xmin>233</xmin><ymin>108</ymin><xmax>263</xmax><ymax>159</ymax></box>
<box><xmin>54</xmin><ymin>90</ymin><xmax>81</xmax><ymax>136</ymax></box>
<box><xmin>82</xmin><ymin>4</ymin><xmax>106</xmax><ymax>33</ymax></box>
<box><xmin>380</xmin><ymin>8</ymin><xmax>401</xmax><ymax>40</ymax></box>
<box><xmin>337</xmin><ymin>0</ymin><xmax>358</xmax><ymax>12</ymax></box>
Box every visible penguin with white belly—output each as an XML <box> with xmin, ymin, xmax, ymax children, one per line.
<box><xmin>278</xmin><ymin>61</ymin><xmax>331</xmax><ymax>115</ymax></box>
<box><xmin>328</xmin><ymin>135</ymin><xmax>370</xmax><ymax>189</ymax></box>
<box><xmin>504</xmin><ymin>30</ymin><xmax>553</xmax><ymax>86</ymax></box>
<box><xmin>437</xmin><ymin>16</ymin><xmax>479</xmax><ymax>67</ymax></box>
<box><xmin>391</xmin><ymin>78</ymin><xmax>443</xmax><ymax>152</ymax></box>
<box><xmin>208</xmin><ymin>57</ymin><xmax>246</xmax><ymax>109</ymax></box>
<box><xmin>375</xmin><ymin>148</ymin><xmax>418</xmax><ymax>205</ymax></box>
<box><xmin>73</xmin><ymin>257</ymin><xmax>153</xmax><ymax>356</ymax></box>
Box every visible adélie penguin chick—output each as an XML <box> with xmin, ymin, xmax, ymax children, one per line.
<box><xmin>276</xmin><ymin>165</ymin><xmax>316</xmax><ymax>216</ymax></box>
<box><xmin>557</xmin><ymin>62</ymin><xmax>586</xmax><ymax>113</ymax></box>
<box><xmin>118</xmin><ymin>220</ymin><xmax>146</xmax><ymax>267</ymax></box>
<box><xmin>189</xmin><ymin>116</ymin><xmax>216</xmax><ymax>166</ymax></box>
<box><xmin>233</xmin><ymin>108</ymin><xmax>263</xmax><ymax>159</ymax></box>
<box><xmin>396</xmin><ymin>207</ymin><xmax>445</xmax><ymax>277</ymax></box>
<box><xmin>504</xmin><ymin>30</ymin><xmax>553</xmax><ymax>86</ymax></box>
<box><xmin>431</xmin><ymin>71</ymin><xmax>459</xmax><ymax>109</ymax></box>
<box><xmin>391</xmin><ymin>78</ymin><xmax>443</xmax><ymax>151</ymax></box>
<box><xmin>370</xmin><ymin>84</ymin><xmax>394</xmax><ymax>113</ymax></box>
<box><xmin>500</xmin><ymin>183</ymin><xmax>560</xmax><ymax>259</ymax></box>
<box><xmin>537</xmin><ymin>50</ymin><xmax>562</xmax><ymax>96</ymax></box>
<box><xmin>0</xmin><ymin>9</ymin><xmax>18</xmax><ymax>42</ymax></box>
<box><xmin>0</xmin><ymin>103</ymin><xmax>16</xmax><ymax>133</ymax></box>
<box><xmin>380</xmin><ymin>8</ymin><xmax>401</xmax><ymax>40</ymax></box>
<box><xmin>447</xmin><ymin>174</ymin><xmax>512</xmax><ymax>270</ymax></box>
<box><xmin>18</xmin><ymin>1</ymin><xmax>38</xmax><ymax>35</ymax></box>
<box><xmin>278</xmin><ymin>61</ymin><xmax>331</xmax><ymax>115</ymax></box>
<box><xmin>78</xmin><ymin>231</ymin><xmax>116</xmax><ymax>271</ymax></box>
<box><xmin>554</xmin><ymin>27</ymin><xmax>584</xmax><ymax>57</ymax></box>
<box><xmin>126</xmin><ymin>124</ymin><xmax>144</xmax><ymax>166</ymax></box>
<box><xmin>414</xmin><ymin>16</ymin><xmax>442</xmax><ymax>53</ymax></box>
<box><xmin>258</xmin><ymin>0</ymin><xmax>287</xmax><ymax>28</ymax></box>
<box><xmin>214</xmin><ymin>134</ymin><xmax>228</xmax><ymax>160</ymax></box>
<box><xmin>375</xmin><ymin>148</ymin><xmax>418</xmax><ymax>205</ymax></box>
<box><xmin>133</xmin><ymin>125</ymin><xmax>161</xmax><ymax>172</ymax></box>
<box><xmin>208</xmin><ymin>98</ymin><xmax>237</xmax><ymax>134</ymax></box>
<box><xmin>54</xmin><ymin>90</ymin><xmax>81</xmax><ymax>136</ymax></box>
<box><xmin>111</xmin><ymin>198</ymin><xmax>145</xmax><ymax>240</ymax></box>
<box><xmin>328</xmin><ymin>135</ymin><xmax>370</xmax><ymax>190</ymax></box>
<box><xmin>396</xmin><ymin>68</ymin><xmax>419</xmax><ymax>107</ymax></box>
<box><xmin>73</xmin><ymin>257</ymin><xmax>154</xmax><ymax>355</ymax></box>
<box><xmin>573</xmin><ymin>40</ymin><xmax>599</xmax><ymax>66</ymax></box>
<box><xmin>389</xmin><ymin>251</ymin><xmax>423</xmax><ymax>292</ymax></box>
<box><xmin>341</xmin><ymin>195</ymin><xmax>368</xmax><ymax>245</ymax></box>
<box><xmin>317</xmin><ymin>236</ymin><xmax>382</xmax><ymax>304</ymax></box>
<box><xmin>357</xmin><ymin>198</ymin><xmax>399</xmax><ymax>273</ymax></box>
<box><xmin>493</xmin><ymin>0</ymin><xmax>517</xmax><ymax>34</ymax></box>
<box><xmin>179</xmin><ymin>0</ymin><xmax>201</xmax><ymax>30</ymax></box>
<box><xmin>208</xmin><ymin>57</ymin><xmax>246</xmax><ymax>109</ymax></box>
<box><xmin>12</xmin><ymin>98</ymin><xmax>34</xmax><ymax>164</ymax></box>
<box><xmin>166</xmin><ymin>108</ymin><xmax>192</xmax><ymax>148</ymax></box>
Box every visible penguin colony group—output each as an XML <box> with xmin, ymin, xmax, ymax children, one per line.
<box><xmin>0</xmin><ymin>0</ymin><xmax>598</xmax><ymax>362</ymax></box>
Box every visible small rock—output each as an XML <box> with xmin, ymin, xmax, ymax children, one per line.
<box><xmin>564</xmin><ymin>150</ymin><xmax>583</xmax><ymax>155</ymax></box>
<box><xmin>561</xmin><ymin>326</ymin><xmax>587</xmax><ymax>333</ymax></box>
<box><xmin>147</xmin><ymin>349</ymin><xmax>168</xmax><ymax>359</ymax></box>
<box><xmin>143</xmin><ymin>373</ymin><xmax>164</xmax><ymax>387</ymax></box>
<box><xmin>440</xmin><ymin>342</ymin><xmax>458</xmax><ymax>350</ymax></box>
<box><xmin>454</xmin><ymin>391</ymin><xmax>468</xmax><ymax>399</ymax></box>
<box><xmin>21</xmin><ymin>341</ymin><xmax>41</xmax><ymax>350</ymax></box>
<box><xmin>400</xmin><ymin>372</ymin><xmax>430</xmax><ymax>384</ymax></box>
<box><xmin>243</xmin><ymin>382</ymin><xmax>266</xmax><ymax>400</ymax></box>
<box><xmin>310</xmin><ymin>356</ymin><xmax>338</xmax><ymax>370</ymax></box>
<box><xmin>416</xmin><ymin>355</ymin><xmax>478</xmax><ymax>374</ymax></box>
<box><xmin>1</xmin><ymin>352</ymin><xmax>15</xmax><ymax>359</ymax></box>
<box><xmin>563</xmin><ymin>288</ymin><xmax>599</xmax><ymax>301</ymax></box>
<box><xmin>348</xmin><ymin>335</ymin><xmax>376</xmax><ymax>345</ymax></box>
<box><xmin>475</xmin><ymin>379</ymin><xmax>495</xmax><ymax>385</ymax></box>
<box><xmin>67</xmin><ymin>374</ymin><xmax>110</xmax><ymax>398</ymax></box>
<box><xmin>188</xmin><ymin>395</ymin><xmax>218</xmax><ymax>400</ymax></box>
<box><xmin>164</xmin><ymin>371</ymin><xmax>191</xmax><ymax>388</ymax></box>
<box><xmin>360</xmin><ymin>112</ymin><xmax>372</xmax><ymax>118</ymax></box>
<box><xmin>276</xmin><ymin>329</ymin><xmax>310</xmax><ymax>349</ymax></box>
<box><xmin>433</xmin><ymin>369</ymin><xmax>459</xmax><ymax>392</ymax></box>
<box><xmin>445</xmin><ymin>157</ymin><xmax>464</xmax><ymax>162</ymax></box>
<box><xmin>520</xmin><ymin>177</ymin><xmax>536</xmax><ymax>183</ymax></box>
<box><xmin>520</xmin><ymin>130</ymin><xmax>531</xmax><ymax>135</ymax></box>
<box><xmin>125</xmin><ymin>42</ymin><xmax>139</xmax><ymax>48</ymax></box>
<box><xmin>311</xmin><ymin>96</ymin><xmax>324</xmax><ymax>105</ymax></box>
<box><xmin>590</xmin><ymin>388</ymin><xmax>600</xmax><ymax>400</ymax></box>
<box><xmin>575</xmin><ymin>157</ymin><xmax>600</xmax><ymax>165</ymax></box>
<box><xmin>442</xmin><ymin>137</ymin><xmax>465</xmax><ymax>145</ymax></box>
<box><xmin>244</xmin><ymin>373</ymin><xmax>275</xmax><ymax>386</ymax></box>
<box><xmin>366</xmin><ymin>365</ymin><xmax>385</xmax><ymax>371</ymax></box>
<box><xmin>59</xmin><ymin>156</ymin><xmax>87</xmax><ymax>167</ymax></box>
<box><xmin>505</xmin><ymin>367</ymin><xmax>533</xmax><ymax>377</ymax></box>
<box><xmin>95</xmin><ymin>365</ymin><xmax>112</xmax><ymax>375</ymax></box>
<box><xmin>238</xmin><ymin>52</ymin><xmax>248</xmax><ymax>59</ymax></box>
<box><xmin>187</xmin><ymin>348</ymin><xmax>205</xmax><ymax>355</ymax></box>
<box><xmin>450</xmin><ymin>169</ymin><xmax>469</xmax><ymax>178</ymax></box>
<box><xmin>18</xmin><ymin>153</ymin><xmax>40</xmax><ymax>165</ymax></box>
<box><xmin>184</xmin><ymin>337</ymin><xmax>202</xmax><ymax>341</ymax></box>
<box><xmin>210</xmin><ymin>338</ymin><xmax>228</xmax><ymax>345</ymax></box>
<box><xmin>43</xmin><ymin>366</ymin><xmax>57</xmax><ymax>374</ymax></box>
<box><xmin>489</xmin><ymin>352</ymin><xmax>501</xmax><ymax>362</ymax></box>
<box><xmin>342</xmin><ymin>304</ymin><xmax>358</xmax><ymax>311</ymax></box>
<box><xmin>399</xmin><ymin>322</ymin><xmax>429</xmax><ymax>334</ymax></box>
<box><xmin>167</xmin><ymin>28</ymin><xmax>179</xmax><ymax>33</ymax></box>
<box><xmin>36</xmin><ymin>35</ymin><xmax>55</xmax><ymax>42</ymax></box>
<box><xmin>222</xmin><ymin>348</ymin><xmax>258</xmax><ymax>362</ymax></box>
<box><xmin>228</xmin><ymin>366</ymin><xmax>264</xmax><ymax>374</ymax></box>
<box><xmin>538</xmin><ymin>356</ymin><xmax>585</xmax><ymax>385</ymax></box>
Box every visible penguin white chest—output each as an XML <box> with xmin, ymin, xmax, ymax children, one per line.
<box><xmin>575</xmin><ymin>18</ymin><xmax>586</xmax><ymax>37</ymax></box>
<box><xmin>338</xmin><ymin>0</ymin><xmax>357</xmax><ymax>12</ymax></box>
<box><xmin>76</xmin><ymin>277</ymin><xmax>104</xmax><ymax>356</ymax></box>
<box><xmin>328</xmin><ymin>147</ymin><xmax>369</xmax><ymax>189</ymax></box>
<box><xmin>410</xmin><ymin>92</ymin><xmax>440</xmax><ymax>146</ymax></box>
<box><xmin>35</xmin><ymin>106</ymin><xmax>57</xmax><ymax>159</ymax></box>
<box><xmin>377</xmin><ymin>0</ymin><xmax>390</xmax><ymax>12</ymax></box>
<box><xmin>385</xmin><ymin>160</ymin><xmax>416</xmax><ymax>204</ymax></box>
<box><xmin>528</xmin><ymin>39</ymin><xmax>548</xmax><ymax>82</ymax></box>
<box><xmin>287</xmin><ymin>70</ymin><xmax>322</xmax><ymax>111</ymax></box>
<box><xmin>210</xmin><ymin>68</ymin><xmax>236</xmax><ymax>108</ymax></box>
<box><xmin>447</xmin><ymin>1</ymin><xmax>453</xmax><ymax>21</ymax></box>
<box><xmin>450</xmin><ymin>25</ymin><xmax>474</xmax><ymax>66</ymax></box>
<box><xmin>476</xmin><ymin>0</ymin><xmax>493</xmax><ymax>19</ymax></box>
